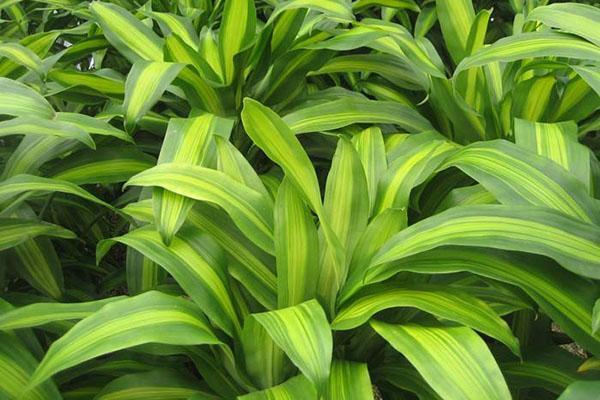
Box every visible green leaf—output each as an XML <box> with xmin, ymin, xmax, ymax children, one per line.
<box><xmin>269</xmin><ymin>0</ymin><xmax>353</xmax><ymax>23</ymax></box>
<box><xmin>333</xmin><ymin>283</ymin><xmax>520</xmax><ymax>355</ymax></box>
<box><xmin>0</xmin><ymin>332</ymin><xmax>61</xmax><ymax>400</ymax></box>
<box><xmin>29</xmin><ymin>291</ymin><xmax>221</xmax><ymax>388</ymax></box>
<box><xmin>49</xmin><ymin>146</ymin><xmax>156</xmax><ymax>185</ymax></box>
<box><xmin>219</xmin><ymin>0</ymin><xmax>256</xmax><ymax>84</ymax></box>
<box><xmin>0</xmin><ymin>116</ymin><xmax>95</xmax><ymax>149</ymax></box>
<box><xmin>558</xmin><ymin>381</ymin><xmax>600</xmax><ymax>400</ymax></box>
<box><xmin>241</xmin><ymin>98</ymin><xmax>322</xmax><ymax>214</ymax></box>
<box><xmin>0</xmin><ymin>218</ymin><xmax>75</xmax><ymax>251</ymax></box>
<box><xmin>0</xmin><ymin>174</ymin><xmax>113</xmax><ymax>210</ymax></box>
<box><xmin>593</xmin><ymin>299</ymin><xmax>600</xmax><ymax>334</ymax></box>
<box><xmin>54</xmin><ymin>112</ymin><xmax>132</xmax><ymax>143</ymax></box>
<box><xmin>126</xmin><ymin>163</ymin><xmax>275</xmax><ymax>254</ymax></box>
<box><xmin>0</xmin><ymin>77</ymin><xmax>54</xmax><ymax>118</ymax></box>
<box><xmin>325</xmin><ymin>360</ymin><xmax>374</xmax><ymax>400</ymax></box>
<box><xmin>275</xmin><ymin>178</ymin><xmax>319</xmax><ymax>308</ymax></box>
<box><xmin>364</xmin><ymin>248</ymin><xmax>600</xmax><ymax>357</ymax></box>
<box><xmin>351</xmin><ymin>126</ymin><xmax>387</xmax><ymax>214</ymax></box>
<box><xmin>441</xmin><ymin>140</ymin><xmax>600</xmax><ymax>224</ymax></box>
<box><xmin>371</xmin><ymin>205</ymin><xmax>600</xmax><ymax>279</ymax></box>
<box><xmin>98</xmin><ymin>225</ymin><xmax>240</xmax><ymax>337</ymax></box>
<box><xmin>318</xmin><ymin>137</ymin><xmax>369</xmax><ymax>309</ymax></box>
<box><xmin>95</xmin><ymin>369</ymin><xmax>218</xmax><ymax>400</ymax></box>
<box><xmin>455</xmin><ymin>32</ymin><xmax>600</xmax><ymax>76</ymax></box>
<box><xmin>514</xmin><ymin>118</ymin><xmax>591</xmax><ymax>191</ymax></box>
<box><xmin>527</xmin><ymin>3</ymin><xmax>600</xmax><ymax>47</ymax></box>
<box><xmin>0</xmin><ymin>297</ymin><xmax>123</xmax><ymax>330</ymax></box>
<box><xmin>282</xmin><ymin>97</ymin><xmax>434</xmax><ymax>134</ymax></box>
<box><xmin>572</xmin><ymin>65</ymin><xmax>600</xmax><ymax>98</ymax></box>
<box><xmin>239</xmin><ymin>375</ymin><xmax>317</xmax><ymax>400</ymax></box>
<box><xmin>153</xmin><ymin>115</ymin><xmax>231</xmax><ymax>244</ymax></box>
<box><xmin>372</xmin><ymin>321</ymin><xmax>511</xmax><ymax>400</ymax></box>
<box><xmin>0</xmin><ymin>42</ymin><xmax>43</xmax><ymax>75</ymax></box>
<box><xmin>89</xmin><ymin>2</ymin><xmax>164</xmax><ymax>62</ymax></box>
<box><xmin>252</xmin><ymin>300</ymin><xmax>332</xmax><ymax>392</ymax></box>
<box><xmin>435</xmin><ymin>0</ymin><xmax>475</xmax><ymax>63</ymax></box>
<box><xmin>124</xmin><ymin>61</ymin><xmax>184</xmax><ymax>131</ymax></box>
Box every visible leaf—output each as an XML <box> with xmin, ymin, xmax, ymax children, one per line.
<box><xmin>558</xmin><ymin>381</ymin><xmax>600</xmax><ymax>400</ymax></box>
<box><xmin>318</xmin><ymin>137</ymin><xmax>369</xmax><ymax>309</ymax></box>
<box><xmin>153</xmin><ymin>115</ymin><xmax>232</xmax><ymax>244</ymax></box>
<box><xmin>282</xmin><ymin>97</ymin><xmax>434</xmax><ymax>134</ymax></box>
<box><xmin>241</xmin><ymin>317</ymin><xmax>287</xmax><ymax>389</ymax></box>
<box><xmin>371</xmin><ymin>204</ymin><xmax>600</xmax><ymax>279</ymax></box>
<box><xmin>275</xmin><ymin>178</ymin><xmax>319</xmax><ymax>308</ymax></box>
<box><xmin>0</xmin><ymin>332</ymin><xmax>61</xmax><ymax>400</ymax></box>
<box><xmin>0</xmin><ymin>42</ymin><xmax>43</xmax><ymax>75</ymax></box>
<box><xmin>0</xmin><ymin>218</ymin><xmax>75</xmax><ymax>251</ymax></box>
<box><xmin>95</xmin><ymin>369</ymin><xmax>217</xmax><ymax>400</ymax></box>
<box><xmin>435</xmin><ymin>0</ymin><xmax>475</xmax><ymax>63</ymax></box>
<box><xmin>441</xmin><ymin>140</ymin><xmax>600</xmax><ymax>224</ymax></box>
<box><xmin>527</xmin><ymin>3</ymin><xmax>600</xmax><ymax>47</ymax></box>
<box><xmin>455</xmin><ymin>32</ymin><xmax>600</xmax><ymax>76</ymax></box>
<box><xmin>333</xmin><ymin>283</ymin><xmax>520</xmax><ymax>355</ymax></box>
<box><xmin>0</xmin><ymin>297</ymin><xmax>123</xmax><ymax>330</ymax></box>
<box><xmin>252</xmin><ymin>300</ymin><xmax>332</xmax><ymax>392</ymax></box>
<box><xmin>126</xmin><ymin>163</ymin><xmax>274</xmax><ymax>254</ymax></box>
<box><xmin>124</xmin><ymin>61</ymin><xmax>184</xmax><ymax>131</ymax></box>
<box><xmin>572</xmin><ymin>65</ymin><xmax>600</xmax><ymax>98</ymax></box>
<box><xmin>239</xmin><ymin>374</ymin><xmax>317</xmax><ymax>400</ymax></box>
<box><xmin>365</xmin><ymin>248</ymin><xmax>600</xmax><ymax>357</ymax></box>
<box><xmin>514</xmin><ymin>118</ymin><xmax>590</xmax><ymax>191</ymax></box>
<box><xmin>269</xmin><ymin>0</ymin><xmax>354</xmax><ymax>23</ymax></box>
<box><xmin>29</xmin><ymin>291</ymin><xmax>221</xmax><ymax>388</ymax></box>
<box><xmin>241</xmin><ymin>98</ymin><xmax>322</xmax><ymax>213</ymax></box>
<box><xmin>219</xmin><ymin>0</ymin><xmax>256</xmax><ymax>84</ymax></box>
<box><xmin>0</xmin><ymin>77</ymin><xmax>54</xmax><ymax>118</ymax></box>
<box><xmin>98</xmin><ymin>225</ymin><xmax>240</xmax><ymax>337</ymax></box>
<box><xmin>89</xmin><ymin>2</ymin><xmax>164</xmax><ymax>62</ymax></box>
<box><xmin>49</xmin><ymin>146</ymin><xmax>156</xmax><ymax>185</ymax></box>
<box><xmin>325</xmin><ymin>360</ymin><xmax>374</xmax><ymax>400</ymax></box>
<box><xmin>0</xmin><ymin>174</ymin><xmax>113</xmax><ymax>210</ymax></box>
<box><xmin>54</xmin><ymin>112</ymin><xmax>132</xmax><ymax>143</ymax></box>
<box><xmin>371</xmin><ymin>321</ymin><xmax>512</xmax><ymax>400</ymax></box>
<box><xmin>0</xmin><ymin>116</ymin><xmax>95</xmax><ymax>149</ymax></box>
<box><xmin>593</xmin><ymin>299</ymin><xmax>600</xmax><ymax>334</ymax></box>
<box><xmin>351</xmin><ymin>126</ymin><xmax>387</xmax><ymax>213</ymax></box>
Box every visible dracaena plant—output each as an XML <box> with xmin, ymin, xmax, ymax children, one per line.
<box><xmin>1</xmin><ymin>0</ymin><xmax>600</xmax><ymax>399</ymax></box>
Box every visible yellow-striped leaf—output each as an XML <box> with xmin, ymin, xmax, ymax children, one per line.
<box><xmin>252</xmin><ymin>300</ymin><xmax>332</xmax><ymax>392</ymax></box>
<box><xmin>514</xmin><ymin>118</ymin><xmax>591</xmax><ymax>191</ymax></box>
<box><xmin>372</xmin><ymin>321</ymin><xmax>512</xmax><ymax>400</ymax></box>
<box><xmin>98</xmin><ymin>225</ymin><xmax>240</xmax><ymax>337</ymax></box>
<box><xmin>282</xmin><ymin>97</ymin><xmax>434</xmax><ymax>134</ymax></box>
<box><xmin>124</xmin><ymin>61</ymin><xmax>184</xmax><ymax>132</ymax></box>
<box><xmin>527</xmin><ymin>3</ymin><xmax>600</xmax><ymax>47</ymax></box>
<box><xmin>89</xmin><ymin>2</ymin><xmax>164</xmax><ymax>62</ymax></box>
<box><xmin>0</xmin><ymin>217</ymin><xmax>75</xmax><ymax>251</ymax></box>
<box><xmin>371</xmin><ymin>205</ymin><xmax>600</xmax><ymax>279</ymax></box>
<box><xmin>325</xmin><ymin>360</ymin><xmax>373</xmax><ymax>400</ymax></box>
<box><xmin>153</xmin><ymin>115</ymin><xmax>232</xmax><ymax>244</ymax></box>
<box><xmin>0</xmin><ymin>116</ymin><xmax>95</xmax><ymax>149</ymax></box>
<box><xmin>455</xmin><ymin>32</ymin><xmax>600</xmax><ymax>76</ymax></box>
<box><xmin>333</xmin><ymin>283</ymin><xmax>520</xmax><ymax>355</ymax></box>
<box><xmin>126</xmin><ymin>163</ymin><xmax>275</xmax><ymax>254</ymax></box>
<box><xmin>0</xmin><ymin>332</ymin><xmax>61</xmax><ymax>400</ymax></box>
<box><xmin>29</xmin><ymin>291</ymin><xmax>221</xmax><ymax>388</ymax></box>
<box><xmin>441</xmin><ymin>140</ymin><xmax>600</xmax><ymax>224</ymax></box>
<box><xmin>219</xmin><ymin>0</ymin><xmax>256</xmax><ymax>84</ymax></box>
<box><xmin>95</xmin><ymin>369</ymin><xmax>217</xmax><ymax>400</ymax></box>
<box><xmin>0</xmin><ymin>77</ymin><xmax>54</xmax><ymax>118</ymax></box>
<box><xmin>0</xmin><ymin>297</ymin><xmax>122</xmax><ymax>330</ymax></box>
<box><xmin>275</xmin><ymin>178</ymin><xmax>319</xmax><ymax>308</ymax></box>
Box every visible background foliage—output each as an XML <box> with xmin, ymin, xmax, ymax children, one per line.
<box><xmin>1</xmin><ymin>0</ymin><xmax>600</xmax><ymax>399</ymax></box>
